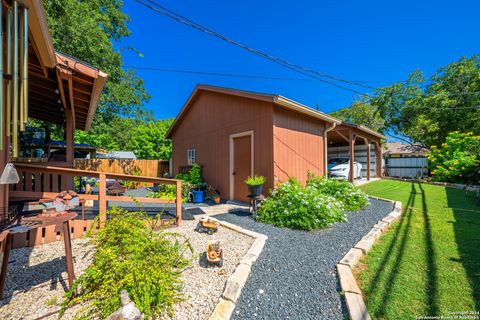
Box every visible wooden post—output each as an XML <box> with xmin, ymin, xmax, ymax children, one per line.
<box><xmin>0</xmin><ymin>232</ymin><xmax>12</xmax><ymax>299</ymax></box>
<box><xmin>64</xmin><ymin>108</ymin><xmax>75</xmax><ymax>190</ymax></box>
<box><xmin>365</xmin><ymin>138</ymin><xmax>371</xmax><ymax>181</ymax></box>
<box><xmin>62</xmin><ymin>221</ymin><xmax>75</xmax><ymax>289</ymax></box>
<box><xmin>99</xmin><ymin>173</ymin><xmax>107</xmax><ymax>223</ymax></box>
<box><xmin>375</xmin><ymin>141</ymin><xmax>382</xmax><ymax>178</ymax></box>
<box><xmin>176</xmin><ymin>180</ymin><xmax>182</xmax><ymax>225</ymax></box>
<box><xmin>349</xmin><ymin>129</ymin><xmax>355</xmax><ymax>182</ymax></box>
<box><xmin>65</xmin><ymin>108</ymin><xmax>74</xmax><ymax>166</ymax></box>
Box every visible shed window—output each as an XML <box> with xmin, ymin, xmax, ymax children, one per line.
<box><xmin>187</xmin><ymin>149</ymin><xmax>196</xmax><ymax>165</ymax></box>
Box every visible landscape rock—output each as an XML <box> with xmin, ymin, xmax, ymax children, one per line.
<box><xmin>354</xmin><ymin>237</ymin><xmax>375</xmax><ymax>254</ymax></box>
<box><xmin>337</xmin><ymin>264</ymin><xmax>361</xmax><ymax>294</ymax></box>
<box><xmin>106</xmin><ymin>290</ymin><xmax>144</xmax><ymax>320</ymax></box>
<box><xmin>222</xmin><ymin>263</ymin><xmax>252</xmax><ymax>302</ymax></box>
<box><xmin>208</xmin><ymin>298</ymin><xmax>235</xmax><ymax>320</ymax></box>
<box><xmin>340</xmin><ymin>248</ymin><xmax>364</xmax><ymax>268</ymax></box>
<box><xmin>344</xmin><ymin>292</ymin><xmax>371</xmax><ymax>320</ymax></box>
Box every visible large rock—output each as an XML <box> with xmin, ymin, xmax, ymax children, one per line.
<box><xmin>106</xmin><ymin>290</ymin><xmax>144</xmax><ymax>320</ymax></box>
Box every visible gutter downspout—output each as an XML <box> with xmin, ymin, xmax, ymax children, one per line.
<box><xmin>324</xmin><ymin>122</ymin><xmax>337</xmax><ymax>177</ymax></box>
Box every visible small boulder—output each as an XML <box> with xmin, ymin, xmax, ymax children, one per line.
<box><xmin>106</xmin><ymin>290</ymin><xmax>144</xmax><ymax>320</ymax></box>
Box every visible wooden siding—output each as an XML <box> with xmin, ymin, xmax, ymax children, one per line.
<box><xmin>273</xmin><ymin>107</ymin><xmax>326</xmax><ymax>185</ymax></box>
<box><xmin>171</xmin><ymin>91</ymin><xmax>274</xmax><ymax>200</ymax></box>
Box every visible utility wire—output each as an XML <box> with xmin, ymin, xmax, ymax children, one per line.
<box><xmin>133</xmin><ymin>0</ymin><xmax>374</xmax><ymax>95</ymax></box>
<box><xmin>124</xmin><ymin>65</ymin><xmax>312</xmax><ymax>81</ymax></box>
<box><xmin>403</xmin><ymin>104</ymin><xmax>480</xmax><ymax>110</ymax></box>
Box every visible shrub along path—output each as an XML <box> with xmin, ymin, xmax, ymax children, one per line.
<box><xmin>215</xmin><ymin>198</ymin><xmax>393</xmax><ymax>319</ymax></box>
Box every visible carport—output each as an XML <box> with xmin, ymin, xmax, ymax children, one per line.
<box><xmin>326</xmin><ymin>122</ymin><xmax>387</xmax><ymax>182</ymax></box>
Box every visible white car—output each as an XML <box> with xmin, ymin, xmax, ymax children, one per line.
<box><xmin>328</xmin><ymin>158</ymin><xmax>363</xmax><ymax>179</ymax></box>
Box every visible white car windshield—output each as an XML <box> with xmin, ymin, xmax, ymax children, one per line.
<box><xmin>328</xmin><ymin>158</ymin><xmax>349</xmax><ymax>165</ymax></box>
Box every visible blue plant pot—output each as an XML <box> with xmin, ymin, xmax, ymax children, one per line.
<box><xmin>192</xmin><ymin>190</ymin><xmax>205</xmax><ymax>203</ymax></box>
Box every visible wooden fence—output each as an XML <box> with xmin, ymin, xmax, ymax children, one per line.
<box><xmin>74</xmin><ymin>159</ymin><xmax>170</xmax><ymax>178</ymax></box>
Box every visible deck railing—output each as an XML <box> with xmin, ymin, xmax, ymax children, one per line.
<box><xmin>10</xmin><ymin>163</ymin><xmax>182</xmax><ymax>225</ymax></box>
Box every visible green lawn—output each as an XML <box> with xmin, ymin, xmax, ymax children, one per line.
<box><xmin>359</xmin><ymin>179</ymin><xmax>480</xmax><ymax>319</ymax></box>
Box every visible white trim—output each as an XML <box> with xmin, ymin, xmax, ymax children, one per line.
<box><xmin>229</xmin><ymin>130</ymin><xmax>254</xmax><ymax>200</ymax></box>
<box><xmin>187</xmin><ymin>148</ymin><xmax>196</xmax><ymax>166</ymax></box>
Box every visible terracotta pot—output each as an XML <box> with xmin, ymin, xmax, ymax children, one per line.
<box><xmin>213</xmin><ymin>196</ymin><xmax>221</xmax><ymax>204</ymax></box>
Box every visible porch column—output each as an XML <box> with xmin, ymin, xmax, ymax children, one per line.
<box><xmin>65</xmin><ymin>108</ymin><xmax>74</xmax><ymax>166</ymax></box>
<box><xmin>349</xmin><ymin>129</ymin><xmax>355</xmax><ymax>182</ymax></box>
<box><xmin>64</xmin><ymin>108</ymin><xmax>74</xmax><ymax>190</ymax></box>
<box><xmin>365</xmin><ymin>138</ymin><xmax>371</xmax><ymax>181</ymax></box>
<box><xmin>375</xmin><ymin>141</ymin><xmax>382</xmax><ymax>178</ymax></box>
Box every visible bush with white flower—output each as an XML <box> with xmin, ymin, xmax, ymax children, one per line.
<box><xmin>257</xmin><ymin>178</ymin><xmax>346</xmax><ymax>231</ymax></box>
<box><xmin>307</xmin><ymin>176</ymin><xmax>369</xmax><ymax>211</ymax></box>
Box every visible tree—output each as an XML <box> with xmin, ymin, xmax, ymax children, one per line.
<box><xmin>369</xmin><ymin>55</ymin><xmax>480</xmax><ymax>147</ymax></box>
<box><xmin>427</xmin><ymin>131</ymin><xmax>480</xmax><ymax>183</ymax></box>
<box><xmin>330</xmin><ymin>100</ymin><xmax>385</xmax><ymax>132</ymax></box>
<box><xmin>126</xmin><ymin>119</ymin><xmax>174</xmax><ymax>160</ymax></box>
<box><xmin>74</xmin><ymin>117</ymin><xmax>142</xmax><ymax>151</ymax></box>
<box><xmin>43</xmin><ymin>0</ymin><xmax>152</xmax><ymax>141</ymax></box>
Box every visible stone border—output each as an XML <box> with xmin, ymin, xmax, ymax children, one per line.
<box><xmin>201</xmin><ymin>206</ymin><xmax>267</xmax><ymax>320</ymax></box>
<box><xmin>337</xmin><ymin>198</ymin><xmax>403</xmax><ymax>320</ymax></box>
<box><xmin>383</xmin><ymin>176</ymin><xmax>480</xmax><ymax>191</ymax></box>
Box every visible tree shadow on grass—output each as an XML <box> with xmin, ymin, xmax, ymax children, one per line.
<box><xmin>365</xmin><ymin>183</ymin><xmax>416</xmax><ymax>317</ymax></box>
<box><xmin>418</xmin><ymin>183</ymin><xmax>439</xmax><ymax>316</ymax></box>
<box><xmin>446</xmin><ymin>187</ymin><xmax>480</xmax><ymax>312</ymax></box>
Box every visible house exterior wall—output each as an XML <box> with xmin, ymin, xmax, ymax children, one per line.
<box><xmin>273</xmin><ymin>107</ymin><xmax>327</xmax><ymax>185</ymax></box>
<box><xmin>171</xmin><ymin>91</ymin><xmax>275</xmax><ymax>199</ymax></box>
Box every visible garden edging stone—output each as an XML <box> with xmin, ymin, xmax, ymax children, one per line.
<box><xmin>203</xmin><ymin>205</ymin><xmax>268</xmax><ymax>320</ymax></box>
<box><xmin>337</xmin><ymin>199</ymin><xmax>403</xmax><ymax>320</ymax></box>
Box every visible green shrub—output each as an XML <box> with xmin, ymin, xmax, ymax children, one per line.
<box><xmin>148</xmin><ymin>182</ymin><xmax>192</xmax><ymax>202</ymax></box>
<box><xmin>307</xmin><ymin>176</ymin><xmax>369</xmax><ymax>211</ymax></box>
<box><xmin>428</xmin><ymin>131</ymin><xmax>480</xmax><ymax>183</ymax></box>
<box><xmin>245</xmin><ymin>175</ymin><xmax>265</xmax><ymax>186</ymax></box>
<box><xmin>257</xmin><ymin>178</ymin><xmax>346</xmax><ymax>231</ymax></box>
<box><xmin>173</xmin><ymin>164</ymin><xmax>204</xmax><ymax>190</ymax></box>
<box><xmin>64</xmin><ymin>208</ymin><xmax>192</xmax><ymax>319</ymax></box>
<box><xmin>187</xmin><ymin>164</ymin><xmax>203</xmax><ymax>185</ymax></box>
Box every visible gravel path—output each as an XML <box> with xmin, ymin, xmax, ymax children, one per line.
<box><xmin>0</xmin><ymin>239</ymin><xmax>95</xmax><ymax>320</ymax></box>
<box><xmin>169</xmin><ymin>219</ymin><xmax>254</xmax><ymax>320</ymax></box>
<box><xmin>215</xmin><ymin>198</ymin><xmax>394</xmax><ymax>320</ymax></box>
<box><xmin>0</xmin><ymin>218</ymin><xmax>253</xmax><ymax>320</ymax></box>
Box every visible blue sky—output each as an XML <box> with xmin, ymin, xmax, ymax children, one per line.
<box><xmin>119</xmin><ymin>0</ymin><xmax>479</xmax><ymax>120</ymax></box>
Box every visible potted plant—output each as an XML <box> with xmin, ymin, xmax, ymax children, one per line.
<box><xmin>187</xmin><ymin>164</ymin><xmax>206</xmax><ymax>203</ymax></box>
<box><xmin>245</xmin><ymin>175</ymin><xmax>265</xmax><ymax>197</ymax></box>
<box><xmin>207</xmin><ymin>186</ymin><xmax>221</xmax><ymax>204</ymax></box>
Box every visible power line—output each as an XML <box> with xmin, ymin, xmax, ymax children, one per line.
<box><xmin>403</xmin><ymin>104</ymin><xmax>480</xmax><ymax>110</ymax></box>
<box><xmin>124</xmin><ymin>65</ymin><xmax>312</xmax><ymax>81</ymax></box>
<box><xmin>133</xmin><ymin>0</ymin><xmax>374</xmax><ymax>95</ymax></box>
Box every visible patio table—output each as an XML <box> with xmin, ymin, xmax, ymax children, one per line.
<box><xmin>0</xmin><ymin>211</ymin><xmax>77</xmax><ymax>299</ymax></box>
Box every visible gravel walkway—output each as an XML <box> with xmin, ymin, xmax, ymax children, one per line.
<box><xmin>0</xmin><ymin>218</ymin><xmax>254</xmax><ymax>320</ymax></box>
<box><xmin>170</xmin><ymin>219</ymin><xmax>254</xmax><ymax>320</ymax></box>
<box><xmin>215</xmin><ymin>198</ymin><xmax>394</xmax><ymax>320</ymax></box>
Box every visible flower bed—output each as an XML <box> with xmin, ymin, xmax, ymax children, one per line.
<box><xmin>257</xmin><ymin>177</ymin><xmax>369</xmax><ymax>231</ymax></box>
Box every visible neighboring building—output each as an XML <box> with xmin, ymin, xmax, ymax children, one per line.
<box><xmin>166</xmin><ymin>85</ymin><xmax>386</xmax><ymax>202</ymax></box>
<box><xmin>384</xmin><ymin>142</ymin><xmax>428</xmax><ymax>158</ymax></box>
<box><xmin>384</xmin><ymin>142</ymin><xmax>428</xmax><ymax>178</ymax></box>
<box><xmin>97</xmin><ymin>151</ymin><xmax>137</xmax><ymax>160</ymax></box>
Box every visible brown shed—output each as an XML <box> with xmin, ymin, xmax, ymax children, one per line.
<box><xmin>166</xmin><ymin>85</ymin><xmax>386</xmax><ymax>202</ymax></box>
